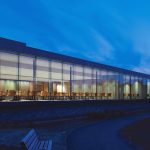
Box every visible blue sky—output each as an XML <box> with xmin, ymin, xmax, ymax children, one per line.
<box><xmin>0</xmin><ymin>0</ymin><xmax>150</xmax><ymax>74</ymax></box>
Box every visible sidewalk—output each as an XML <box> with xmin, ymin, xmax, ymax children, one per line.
<box><xmin>67</xmin><ymin>113</ymin><xmax>150</xmax><ymax>150</ymax></box>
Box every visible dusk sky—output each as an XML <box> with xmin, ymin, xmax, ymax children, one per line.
<box><xmin>0</xmin><ymin>0</ymin><xmax>150</xmax><ymax>74</ymax></box>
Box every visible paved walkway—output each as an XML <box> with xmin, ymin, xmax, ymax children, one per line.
<box><xmin>67</xmin><ymin>113</ymin><xmax>150</xmax><ymax>150</ymax></box>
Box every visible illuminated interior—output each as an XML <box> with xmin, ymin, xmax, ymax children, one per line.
<box><xmin>0</xmin><ymin>50</ymin><xmax>149</xmax><ymax>101</ymax></box>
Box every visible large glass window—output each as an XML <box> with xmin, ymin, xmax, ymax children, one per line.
<box><xmin>51</xmin><ymin>61</ymin><xmax>63</xmax><ymax>96</ymax></box>
<box><xmin>141</xmin><ymin>78</ymin><xmax>147</xmax><ymax>99</ymax></box>
<box><xmin>18</xmin><ymin>81</ymin><xmax>33</xmax><ymax>97</ymax></box>
<box><xmin>137</xmin><ymin>77</ymin><xmax>142</xmax><ymax>99</ymax></box>
<box><xmin>0</xmin><ymin>52</ymin><xmax>18</xmax><ymax>80</ymax></box>
<box><xmin>92</xmin><ymin>69</ymin><xmax>97</xmax><ymax>96</ymax></box>
<box><xmin>19</xmin><ymin>55</ymin><xmax>34</xmax><ymax>81</ymax></box>
<box><xmin>100</xmin><ymin>70</ymin><xmax>108</xmax><ymax>99</ymax></box>
<box><xmin>36</xmin><ymin>59</ymin><xmax>49</xmax><ymax>80</ymax></box>
<box><xmin>107</xmin><ymin>71</ymin><xmax>119</xmax><ymax>99</ymax></box>
<box><xmin>84</xmin><ymin>67</ymin><xmax>93</xmax><ymax>96</ymax></box>
<box><xmin>118</xmin><ymin>74</ymin><xmax>124</xmax><ymax>99</ymax></box>
<box><xmin>131</xmin><ymin>76</ymin><xmax>142</xmax><ymax>99</ymax></box>
<box><xmin>97</xmin><ymin>69</ymin><xmax>101</xmax><ymax>98</ymax></box>
<box><xmin>123</xmin><ymin>75</ymin><xmax>130</xmax><ymax>99</ymax></box>
<box><xmin>72</xmin><ymin>65</ymin><xmax>84</xmax><ymax>97</ymax></box>
<box><xmin>147</xmin><ymin>79</ymin><xmax>150</xmax><ymax>99</ymax></box>
<box><xmin>63</xmin><ymin>63</ymin><xmax>72</xmax><ymax>96</ymax></box>
<box><xmin>36</xmin><ymin>58</ymin><xmax>49</xmax><ymax>98</ymax></box>
<box><xmin>19</xmin><ymin>55</ymin><xmax>34</xmax><ymax>97</ymax></box>
<box><xmin>1</xmin><ymin>51</ymin><xmax>150</xmax><ymax>101</ymax></box>
<box><xmin>0</xmin><ymin>80</ymin><xmax>17</xmax><ymax>100</ymax></box>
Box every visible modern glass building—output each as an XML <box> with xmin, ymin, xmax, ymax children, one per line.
<box><xmin>0</xmin><ymin>37</ymin><xmax>150</xmax><ymax>101</ymax></box>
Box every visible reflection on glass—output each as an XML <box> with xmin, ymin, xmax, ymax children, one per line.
<box><xmin>0</xmin><ymin>51</ymin><xmax>150</xmax><ymax>101</ymax></box>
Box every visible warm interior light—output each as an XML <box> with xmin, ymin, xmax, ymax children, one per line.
<box><xmin>124</xmin><ymin>84</ymin><xmax>130</xmax><ymax>93</ymax></box>
<box><xmin>135</xmin><ymin>81</ymin><xmax>139</xmax><ymax>93</ymax></box>
<box><xmin>57</xmin><ymin>84</ymin><xmax>66</xmax><ymax>93</ymax></box>
<box><xmin>5</xmin><ymin>80</ymin><xmax>16</xmax><ymax>90</ymax></box>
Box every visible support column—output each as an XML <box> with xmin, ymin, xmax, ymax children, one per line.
<box><xmin>129</xmin><ymin>76</ymin><xmax>132</xmax><ymax>100</ymax></box>
<box><xmin>17</xmin><ymin>54</ymin><xmax>20</xmax><ymax>100</ymax></box>
<box><xmin>49</xmin><ymin>60</ymin><xmax>51</xmax><ymax>99</ymax></box>
<box><xmin>33</xmin><ymin>57</ymin><xmax>37</xmax><ymax>100</ymax></box>
<box><xmin>96</xmin><ymin>70</ymin><xmax>98</xmax><ymax>100</ymax></box>
<box><xmin>70</xmin><ymin>66</ymin><xmax>72</xmax><ymax>100</ymax></box>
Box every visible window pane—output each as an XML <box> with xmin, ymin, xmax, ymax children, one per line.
<box><xmin>36</xmin><ymin>59</ymin><xmax>49</xmax><ymax>81</ymax></box>
<box><xmin>0</xmin><ymin>52</ymin><xmax>18</xmax><ymax>80</ymax></box>
<box><xmin>51</xmin><ymin>61</ymin><xmax>62</xmax><ymax>80</ymax></box>
<box><xmin>84</xmin><ymin>67</ymin><xmax>93</xmax><ymax>93</ymax></box>
<box><xmin>63</xmin><ymin>63</ymin><xmax>72</xmax><ymax>95</ymax></box>
<box><xmin>73</xmin><ymin>65</ymin><xmax>84</xmax><ymax>94</ymax></box>
<box><xmin>19</xmin><ymin>55</ymin><xmax>34</xmax><ymax>81</ymax></box>
<box><xmin>51</xmin><ymin>61</ymin><xmax>63</xmax><ymax>94</ymax></box>
<box><xmin>107</xmin><ymin>71</ymin><xmax>119</xmax><ymax>99</ymax></box>
<box><xmin>147</xmin><ymin>79</ymin><xmax>150</xmax><ymax>98</ymax></box>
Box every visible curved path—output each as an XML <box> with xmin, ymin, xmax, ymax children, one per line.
<box><xmin>67</xmin><ymin>113</ymin><xmax>150</xmax><ymax>150</ymax></box>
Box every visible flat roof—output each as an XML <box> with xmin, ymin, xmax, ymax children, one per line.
<box><xmin>0</xmin><ymin>37</ymin><xmax>150</xmax><ymax>78</ymax></box>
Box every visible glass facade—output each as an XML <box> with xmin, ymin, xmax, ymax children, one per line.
<box><xmin>0</xmin><ymin>49</ymin><xmax>150</xmax><ymax>101</ymax></box>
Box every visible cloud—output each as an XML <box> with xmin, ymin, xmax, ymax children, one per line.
<box><xmin>83</xmin><ymin>28</ymin><xmax>115</xmax><ymax>63</ymax></box>
<box><xmin>131</xmin><ymin>22</ymin><xmax>150</xmax><ymax>74</ymax></box>
<box><xmin>36</xmin><ymin>7</ymin><xmax>115</xmax><ymax>63</ymax></box>
<box><xmin>132</xmin><ymin>22</ymin><xmax>150</xmax><ymax>56</ymax></box>
<box><xmin>1</xmin><ymin>0</ymin><xmax>150</xmax><ymax>74</ymax></box>
<box><xmin>133</xmin><ymin>58</ymin><xmax>150</xmax><ymax>74</ymax></box>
